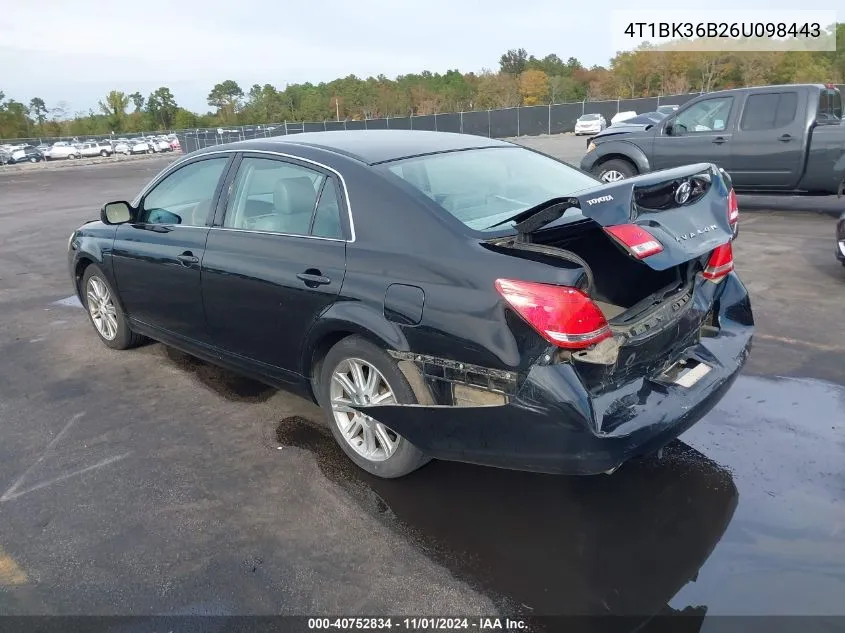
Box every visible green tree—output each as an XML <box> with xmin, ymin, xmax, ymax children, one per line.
<box><xmin>146</xmin><ymin>87</ymin><xmax>178</xmax><ymax>130</ymax></box>
<box><xmin>129</xmin><ymin>92</ymin><xmax>145</xmax><ymax>112</ymax></box>
<box><xmin>98</xmin><ymin>90</ymin><xmax>130</xmax><ymax>132</ymax></box>
<box><xmin>499</xmin><ymin>48</ymin><xmax>528</xmax><ymax>75</ymax></box>
<box><xmin>207</xmin><ymin>80</ymin><xmax>244</xmax><ymax>122</ymax></box>
<box><xmin>28</xmin><ymin>97</ymin><xmax>48</xmax><ymax>129</ymax></box>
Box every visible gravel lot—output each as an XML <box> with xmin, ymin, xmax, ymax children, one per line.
<box><xmin>0</xmin><ymin>139</ymin><xmax>843</xmax><ymax>620</ymax></box>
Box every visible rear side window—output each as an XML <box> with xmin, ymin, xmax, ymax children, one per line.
<box><xmin>740</xmin><ymin>92</ymin><xmax>798</xmax><ymax>130</ymax></box>
<box><xmin>223</xmin><ymin>156</ymin><xmax>344</xmax><ymax>239</ymax></box>
<box><xmin>817</xmin><ymin>89</ymin><xmax>842</xmax><ymax>123</ymax></box>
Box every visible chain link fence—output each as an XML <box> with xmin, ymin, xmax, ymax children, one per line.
<box><xmin>4</xmin><ymin>85</ymin><xmax>843</xmax><ymax>151</ymax></box>
<box><xmin>176</xmin><ymin>92</ymin><xmax>707</xmax><ymax>153</ymax></box>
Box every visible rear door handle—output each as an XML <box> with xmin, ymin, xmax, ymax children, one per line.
<box><xmin>778</xmin><ymin>134</ymin><xmax>793</xmax><ymax>142</ymax></box>
<box><xmin>297</xmin><ymin>271</ymin><xmax>331</xmax><ymax>286</ymax></box>
<box><xmin>176</xmin><ymin>252</ymin><xmax>199</xmax><ymax>265</ymax></box>
<box><xmin>712</xmin><ymin>137</ymin><xmax>727</xmax><ymax>144</ymax></box>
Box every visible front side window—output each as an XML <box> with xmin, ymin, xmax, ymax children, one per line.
<box><xmin>140</xmin><ymin>157</ymin><xmax>229</xmax><ymax>226</ymax></box>
<box><xmin>672</xmin><ymin>97</ymin><xmax>734</xmax><ymax>134</ymax></box>
<box><xmin>381</xmin><ymin>147</ymin><xmax>598</xmax><ymax>232</ymax></box>
<box><xmin>223</xmin><ymin>156</ymin><xmax>343</xmax><ymax>238</ymax></box>
<box><xmin>740</xmin><ymin>92</ymin><xmax>798</xmax><ymax>131</ymax></box>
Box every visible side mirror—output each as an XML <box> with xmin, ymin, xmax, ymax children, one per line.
<box><xmin>664</xmin><ymin>122</ymin><xmax>674</xmax><ymax>136</ymax></box>
<box><xmin>101</xmin><ymin>201</ymin><xmax>133</xmax><ymax>225</ymax></box>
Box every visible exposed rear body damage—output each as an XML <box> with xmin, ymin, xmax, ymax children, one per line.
<box><xmin>357</xmin><ymin>163</ymin><xmax>753</xmax><ymax>474</ymax></box>
<box><xmin>360</xmin><ymin>275</ymin><xmax>752</xmax><ymax>474</ymax></box>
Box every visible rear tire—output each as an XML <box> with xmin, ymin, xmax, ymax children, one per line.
<box><xmin>317</xmin><ymin>335</ymin><xmax>430</xmax><ymax>478</ymax></box>
<box><xmin>593</xmin><ymin>158</ymin><xmax>637</xmax><ymax>183</ymax></box>
<box><xmin>80</xmin><ymin>264</ymin><xmax>145</xmax><ymax>350</ymax></box>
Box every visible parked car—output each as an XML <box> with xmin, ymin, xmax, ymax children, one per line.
<box><xmin>36</xmin><ymin>143</ymin><xmax>50</xmax><ymax>154</ymax></box>
<box><xmin>657</xmin><ymin>104</ymin><xmax>680</xmax><ymax>115</ymax></box>
<box><xmin>169</xmin><ymin>137</ymin><xmax>181</xmax><ymax>151</ymax></box>
<box><xmin>155</xmin><ymin>138</ymin><xmax>172</xmax><ymax>152</ymax></box>
<box><xmin>610</xmin><ymin>111</ymin><xmax>638</xmax><ymax>126</ymax></box>
<box><xmin>45</xmin><ymin>142</ymin><xmax>81</xmax><ymax>160</ymax></box>
<box><xmin>582</xmin><ymin>84</ymin><xmax>845</xmax><ymax>194</ymax></box>
<box><xmin>574</xmin><ymin>113</ymin><xmax>607</xmax><ymax>135</ymax></box>
<box><xmin>836</xmin><ymin>211</ymin><xmax>845</xmax><ymax>267</ymax></box>
<box><xmin>68</xmin><ymin>130</ymin><xmax>753</xmax><ymax>479</ymax></box>
<box><xmin>0</xmin><ymin>149</ymin><xmax>11</xmax><ymax>165</ymax></box>
<box><xmin>79</xmin><ymin>141</ymin><xmax>114</xmax><ymax>158</ymax></box>
<box><xmin>8</xmin><ymin>144</ymin><xmax>44</xmax><ymax>163</ymax></box>
<box><xmin>114</xmin><ymin>141</ymin><xmax>132</xmax><ymax>156</ymax></box>
<box><xmin>129</xmin><ymin>140</ymin><xmax>152</xmax><ymax>154</ymax></box>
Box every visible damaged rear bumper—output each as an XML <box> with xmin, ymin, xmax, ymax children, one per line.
<box><xmin>359</xmin><ymin>273</ymin><xmax>754</xmax><ymax>475</ymax></box>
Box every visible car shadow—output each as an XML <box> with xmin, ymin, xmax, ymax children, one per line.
<box><xmin>276</xmin><ymin>416</ymin><xmax>738</xmax><ymax>630</ymax></box>
<box><xmin>158</xmin><ymin>346</ymin><xmax>277</xmax><ymax>403</ymax></box>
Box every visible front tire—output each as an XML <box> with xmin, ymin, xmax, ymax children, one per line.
<box><xmin>81</xmin><ymin>265</ymin><xmax>144</xmax><ymax>350</ymax></box>
<box><xmin>317</xmin><ymin>336</ymin><xmax>430</xmax><ymax>478</ymax></box>
<box><xmin>593</xmin><ymin>158</ymin><xmax>637</xmax><ymax>183</ymax></box>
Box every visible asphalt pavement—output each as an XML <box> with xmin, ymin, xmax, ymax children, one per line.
<box><xmin>0</xmin><ymin>145</ymin><xmax>843</xmax><ymax>623</ymax></box>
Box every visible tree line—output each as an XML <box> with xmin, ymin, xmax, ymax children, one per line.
<box><xmin>2</xmin><ymin>26</ymin><xmax>843</xmax><ymax>140</ymax></box>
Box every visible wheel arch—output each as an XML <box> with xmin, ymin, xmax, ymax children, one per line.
<box><xmin>591</xmin><ymin>141</ymin><xmax>650</xmax><ymax>175</ymax></box>
<box><xmin>300</xmin><ymin>303</ymin><xmax>412</xmax><ymax>402</ymax></box>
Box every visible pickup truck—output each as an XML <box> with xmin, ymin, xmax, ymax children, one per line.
<box><xmin>581</xmin><ymin>84</ymin><xmax>845</xmax><ymax>196</ymax></box>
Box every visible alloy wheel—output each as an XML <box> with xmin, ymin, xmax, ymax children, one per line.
<box><xmin>329</xmin><ymin>358</ymin><xmax>400</xmax><ymax>462</ymax></box>
<box><xmin>86</xmin><ymin>276</ymin><xmax>118</xmax><ymax>340</ymax></box>
<box><xmin>601</xmin><ymin>170</ymin><xmax>626</xmax><ymax>182</ymax></box>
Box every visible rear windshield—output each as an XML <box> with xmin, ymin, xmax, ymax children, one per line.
<box><xmin>818</xmin><ymin>89</ymin><xmax>842</xmax><ymax>122</ymax></box>
<box><xmin>380</xmin><ymin>147</ymin><xmax>598</xmax><ymax>232</ymax></box>
<box><xmin>579</xmin><ymin>114</ymin><xmax>601</xmax><ymax>120</ymax></box>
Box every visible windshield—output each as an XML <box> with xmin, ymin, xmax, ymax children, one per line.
<box><xmin>579</xmin><ymin>114</ymin><xmax>600</xmax><ymax>121</ymax></box>
<box><xmin>381</xmin><ymin>147</ymin><xmax>599</xmax><ymax>232</ymax></box>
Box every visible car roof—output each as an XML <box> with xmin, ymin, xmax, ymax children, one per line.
<box><xmin>207</xmin><ymin>130</ymin><xmax>512</xmax><ymax>165</ymax></box>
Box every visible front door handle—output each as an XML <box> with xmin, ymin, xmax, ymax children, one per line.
<box><xmin>176</xmin><ymin>252</ymin><xmax>199</xmax><ymax>265</ymax></box>
<box><xmin>778</xmin><ymin>133</ymin><xmax>793</xmax><ymax>142</ymax></box>
<box><xmin>297</xmin><ymin>270</ymin><xmax>331</xmax><ymax>287</ymax></box>
<box><xmin>712</xmin><ymin>136</ymin><xmax>727</xmax><ymax>144</ymax></box>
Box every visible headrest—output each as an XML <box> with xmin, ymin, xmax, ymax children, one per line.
<box><xmin>274</xmin><ymin>177</ymin><xmax>318</xmax><ymax>215</ymax></box>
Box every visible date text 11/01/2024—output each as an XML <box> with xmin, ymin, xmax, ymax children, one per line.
<box><xmin>307</xmin><ymin>618</ymin><xmax>528</xmax><ymax>630</ymax></box>
<box><xmin>622</xmin><ymin>21</ymin><xmax>822</xmax><ymax>39</ymax></box>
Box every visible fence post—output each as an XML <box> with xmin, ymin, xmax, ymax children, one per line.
<box><xmin>364</xmin><ymin>118</ymin><xmax>368</xmax><ymax>130</ymax></box>
<box><xmin>324</xmin><ymin>120</ymin><xmax>327</xmax><ymax>131</ymax></box>
<box><xmin>582</xmin><ymin>100</ymin><xmax>585</xmax><ymax>116</ymax></box>
<box><xmin>516</xmin><ymin>106</ymin><xmax>520</xmax><ymax>137</ymax></box>
<box><xmin>284</xmin><ymin>121</ymin><xmax>288</xmax><ymax>135</ymax></box>
<box><xmin>617</xmin><ymin>97</ymin><xmax>620</xmax><ymax>114</ymax></box>
<box><xmin>386</xmin><ymin>115</ymin><xmax>389</xmax><ymax>129</ymax></box>
<box><xmin>547</xmin><ymin>104</ymin><xmax>551</xmax><ymax>135</ymax></box>
<box><xmin>657</xmin><ymin>94</ymin><xmax>662</xmax><ymax>107</ymax></box>
<box><xmin>487</xmin><ymin>109</ymin><xmax>491</xmax><ymax>138</ymax></box>
<box><xmin>410</xmin><ymin>114</ymin><xmax>413</xmax><ymax>130</ymax></box>
<box><xmin>459</xmin><ymin>111</ymin><xmax>463</xmax><ymax>134</ymax></box>
<box><xmin>434</xmin><ymin>112</ymin><xmax>437</xmax><ymax>131</ymax></box>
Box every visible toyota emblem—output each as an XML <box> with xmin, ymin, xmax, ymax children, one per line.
<box><xmin>675</xmin><ymin>181</ymin><xmax>692</xmax><ymax>204</ymax></box>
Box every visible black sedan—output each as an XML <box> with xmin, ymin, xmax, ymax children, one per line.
<box><xmin>68</xmin><ymin>130</ymin><xmax>753</xmax><ymax>478</ymax></box>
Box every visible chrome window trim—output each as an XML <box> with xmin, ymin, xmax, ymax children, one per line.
<box><xmin>132</xmin><ymin>148</ymin><xmax>357</xmax><ymax>243</ymax></box>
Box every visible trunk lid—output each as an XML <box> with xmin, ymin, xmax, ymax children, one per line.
<box><xmin>516</xmin><ymin>163</ymin><xmax>734</xmax><ymax>272</ymax></box>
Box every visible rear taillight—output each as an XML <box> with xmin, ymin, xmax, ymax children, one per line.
<box><xmin>728</xmin><ymin>188</ymin><xmax>739</xmax><ymax>228</ymax></box>
<box><xmin>703</xmin><ymin>242</ymin><xmax>734</xmax><ymax>282</ymax></box>
<box><xmin>603</xmin><ymin>224</ymin><xmax>664</xmax><ymax>259</ymax></box>
<box><xmin>495</xmin><ymin>279</ymin><xmax>612</xmax><ymax>349</ymax></box>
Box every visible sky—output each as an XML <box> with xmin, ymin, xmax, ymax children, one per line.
<box><xmin>0</xmin><ymin>0</ymin><xmax>838</xmax><ymax>114</ymax></box>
